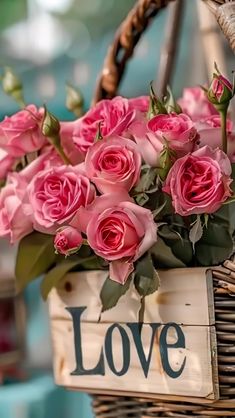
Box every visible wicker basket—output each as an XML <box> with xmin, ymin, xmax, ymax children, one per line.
<box><xmin>91</xmin><ymin>259</ymin><xmax>235</xmax><ymax>416</ymax></box>
<box><xmin>90</xmin><ymin>0</ymin><xmax>235</xmax><ymax>416</ymax></box>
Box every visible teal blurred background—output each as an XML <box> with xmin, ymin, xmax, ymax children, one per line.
<box><xmin>0</xmin><ymin>1</ymin><xmax>234</xmax><ymax>418</ymax></box>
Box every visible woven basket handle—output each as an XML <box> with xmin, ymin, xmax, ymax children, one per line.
<box><xmin>92</xmin><ymin>0</ymin><xmax>235</xmax><ymax>105</ymax></box>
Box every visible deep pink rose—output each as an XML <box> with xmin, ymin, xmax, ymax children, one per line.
<box><xmin>60</xmin><ymin>96</ymin><xmax>136</xmax><ymax>160</ymax></box>
<box><xmin>128</xmin><ymin>96</ymin><xmax>149</xmax><ymax>113</ymax></box>
<box><xmin>0</xmin><ymin>149</ymin><xmax>15</xmax><ymax>180</ymax></box>
<box><xmin>163</xmin><ymin>146</ymin><xmax>232</xmax><ymax>216</ymax></box>
<box><xmin>178</xmin><ymin>87</ymin><xmax>218</xmax><ymax>121</ymax></box>
<box><xmin>28</xmin><ymin>165</ymin><xmax>95</xmax><ymax>233</ymax></box>
<box><xmin>0</xmin><ymin>105</ymin><xmax>46</xmax><ymax>157</ymax></box>
<box><xmin>0</xmin><ymin>173</ymin><xmax>33</xmax><ymax>243</ymax></box>
<box><xmin>131</xmin><ymin>113</ymin><xmax>198</xmax><ymax>167</ymax></box>
<box><xmin>71</xmin><ymin>191</ymin><xmax>157</xmax><ymax>284</ymax></box>
<box><xmin>84</xmin><ymin>136</ymin><xmax>141</xmax><ymax>194</ymax></box>
<box><xmin>197</xmin><ymin>115</ymin><xmax>233</xmax><ymax>150</ymax></box>
<box><xmin>54</xmin><ymin>226</ymin><xmax>83</xmax><ymax>256</ymax></box>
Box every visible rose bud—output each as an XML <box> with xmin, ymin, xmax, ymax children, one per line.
<box><xmin>207</xmin><ymin>65</ymin><xmax>234</xmax><ymax>107</ymax></box>
<box><xmin>2</xmin><ymin>67</ymin><xmax>25</xmax><ymax>107</ymax></box>
<box><xmin>65</xmin><ymin>83</ymin><xmax>84</xmax><ymax>117</ymax></box>
<box><xmin>54</xmin><ymin>226</ymin><xmax>83</xmax><ymax>256</ymax></box>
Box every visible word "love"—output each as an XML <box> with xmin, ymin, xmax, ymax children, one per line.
<box><xmin>67</xmin><ymin>307</ymin><xmax>186</xmax><ymax>379</ymax></box>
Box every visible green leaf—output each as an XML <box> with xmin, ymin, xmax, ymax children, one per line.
<box><xmin>189</xmin><ymin>215</ymin><xmax>203</xmax><ymax>251</ymax></box>
<box><xmin>195</xmin><ymin>222</ymin><xmax>233</xmax><ymax>265</ymax></box>
<box><xmin>100</xmin><ymin>275</ymin><xmax>132</xmax><ymax>312</ymax></box>
<box><xmin>41</xmin><ymin>255</ymin><xmax>97</xmax><ymax>300</ymax></box>
<box><xmin>151</xmin><ymin>238</ymin><xmax>185</xmax><ymax>268</ymax></box>
<box><xmin>15</xmin><ymin>232</ymin><xmax>56</xmax><ymax>291</ymax></box>
<box><xmin>158</xmin><ymin>224</ymin><xmax>193</xmax><ymax>265</ymax></box>
<box><xmin>134</xmin><ymin>253</ymin><xmax>159</xmax><ymax>297</ymax></box>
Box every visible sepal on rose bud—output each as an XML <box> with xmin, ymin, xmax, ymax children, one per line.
<box><xmin>156</xmin><ymin>140</ymin><xmax>176</xmax><ymax>180</ymax></box>
<box><xmin>165</xmin><ymin>86</ymin><xmax>182</xmax><ymax>114</ymax></box>
<box><xmin>147</xmin><ymin>82</ymin><xmax>167</xmax><ymax>119</ymax></box>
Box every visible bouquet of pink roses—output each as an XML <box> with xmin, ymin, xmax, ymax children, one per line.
<box><xmin>0</xmin><ymin>66</ymin><xmax>234</xmax><ymax>310</ymax></box>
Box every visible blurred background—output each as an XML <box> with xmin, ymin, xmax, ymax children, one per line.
<box><xmin>0</xmin><ymin>1</ymin><xmax>234</xmax><ymax>417</ymax></box>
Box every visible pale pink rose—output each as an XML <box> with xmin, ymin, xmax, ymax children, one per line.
<box><xmin>20</xmin><ymin>146</ymin><xmax>62</xmax><ymax>181</ymax></box>
<box><xmin>163</xmin><ymin>146</ymin><xmax>232</xmax><ymax>216</ymax></box>
<box><xmin>61</xmin><ymin>96</ymin><xmax>136</xmax><ymax>160</ymax></box>
<box><xmin>0</xmin><ymin>105</ymin><xmax>46</xmax><ymax>157</ymax></box>
<box><xmin>197</xmin><ymin>115</ymin><xmax>233</xmax><ymax>150</ymax></box>
<box><xmin>0</xmin><ymin>173</ymin><xmax>33</xmax><ymax>243</ymax></box>
<box><xmin>131</xmin><ymin>113</ymin><xmax>198</xmax><ymax>167</ymax></box>
<box><xmin>178</xmin><ymin>87</ymin><xmax>218</xmax><ymax>121</ymax></box>
<box><xmin>59</xmin><ymin>123</ymin><xmax>84</xmax><ymax>165</ymax></box>
<box><xmin>54</xmin><ymin>226</ymin><xmax>83</xmax><ymax>256</ymax></box>
<box><xmin>128</xmin><ymin>96</ymin><xmax>149</xmax><ymax>113</ymax></box>
<box><xmin>0</xmin><ymin>149</ymin><xmax>15</xmax><ymax>180</ymax></box>
<box><xmin>148</xmin><ymin>113</ymin><xmax>199</xmax><ymax>152</ymax></box>
<box><xmin>28</xmin><ymin>165</ymin><xmax>95</xmax><ymax>233</ymax></box>
<box><xmin>71</xmin><ymin>191</ymin><xmax>157</xmax><ymax>284</ymax></box>
<box><xmin>84</xmin><ymin>136</ymin><xmax>141</xmax><ymax>194</ymax></box>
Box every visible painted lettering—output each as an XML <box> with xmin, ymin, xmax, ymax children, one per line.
<box><xmin>67</xmin><ymin>307</ymin><xmax>105</xmax><ymax>376</ymax></box>
<box><xmin>105</xmin><ymin>324</ymin><xmax>130</xmax><ymax>376</ymax></box>
<box><xmin>68</xmin><ymin>306</ymin><xmax>186</xmax><ymax>379</ymax></box>
<box><xmin>127</xmin><ymin>323</ymin><xmax>161</xmax><ymax>378</ymax></box>
<box><xmin>159</xmin><ymin>323</ymin><xmax>186</xmax><ymax>378</ymax></box>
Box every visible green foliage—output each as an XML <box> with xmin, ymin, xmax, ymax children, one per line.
<box><xmin>41</xmin><ymin>255</ymin><xmax>97</xmax><ymax>300</ymax></box>
<box><xmin>15</xmin><ymin>232</ymin><xmax>57</xmax><ymax>291</ymax></box>
<box><xmin>195</xmin><ymin>219</ymin><xmax>233</xmax><ymax>265</ymax></box>
<box><xmin>134</xmin><ymin>253</ymin><xmax>159</xmax><ymax>297</ymax></box>
<box><xmin>100</xmin><ymin>275</ymin><xmax>132</xmax><ymax>312</ymax></box>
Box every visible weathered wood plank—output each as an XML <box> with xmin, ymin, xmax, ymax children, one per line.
<box><xmin>48</xmin><ymin>268</ymin><xmax>218</xmax><ymax>400</ymax></box>
<box><xmin>49</xmin><ymin>319</ymin><xmax>218</xmax><ymax>400</ymax></box>
<box><xmin>49</xmin><ymin>267</ymin><xmax>213</xmax><ymax>326</ymax></box>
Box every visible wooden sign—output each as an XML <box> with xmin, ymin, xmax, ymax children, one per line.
<box><xmin>49</xmin><ymin>268</ymin><xmax>219</xmax><ymax>402</ymax></box>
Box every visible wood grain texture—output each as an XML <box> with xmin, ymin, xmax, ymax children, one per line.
<box><xmin>48</xmin><ymin>268</ymin><xmax>219</xmax><ymax>401</ymax></box>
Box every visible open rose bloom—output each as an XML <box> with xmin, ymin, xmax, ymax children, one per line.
<box><xmin>0</xmin><ymin>67</ymin><xmax>235</xmax><ymax>308</ymax></box>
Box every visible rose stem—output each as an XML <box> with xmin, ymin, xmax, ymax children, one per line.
<box><xmin>220</xmin><ymin>107</ymin><xmax>228</xmax><ymax>154</ymax></box>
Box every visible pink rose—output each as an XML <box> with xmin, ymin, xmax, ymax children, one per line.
<box><xmin>178</xmin><ymin>87</ymin><xmax>218</xmax><ymax>121</ymax></box>
<box><xmin>131</xmin><ymin>113</ymin><xmax>198</xmax><ymax>167</ymax></box>
<box><xmin>128</xmin><ymin>96</ymin><xmax>149</xmax><ymax>113</ymax></box>
<box><xmin>0</xmin><ymin>149</ymin><xmax>15</xmax><ymax>180</ymax></box>
<box><xmin>28</xmin><ymin>165</ymin><xmax>95</xmax><ymax>233</ymax></box>
<box><xmin>61</xmin><ymin>96</ymin><xmax>136</xmax><ymax>159</ymax></box>
<box><xmin>0</xmin><ymin>173</ymin><xmax>33</xmax><ymax>243</ymax></box>
<box><xmin>54</xmin><ymin>226</ymin><xmax>83</xmax><ymax>256</ymax></box>
<box><xmin>71</xmin><ymin>191</ymin><xmax>157</xmax><ymax>284</ymax></box>
<box><xmin>197</xmin><ymin>115</ymin><xmax>233</xmax><ymax>150</ymax></box>
<box><xmin>148</xmin><ymin>113</ymin><xmax>198</xmax><ymax>153</ymax></box>
<box><xmin>0</xmin><ymin>105</ymin><xmax>46</xmax><ymax>157</ymax></box>
<box><xmin>163</xmin><ymin>146</ymin><xmax>232</xmax><ymax>216</ymax></box>
<box><xmin>84</xmin><ymin>136</ymin><xmax>141</xmax><ymax>194</ymax></box>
